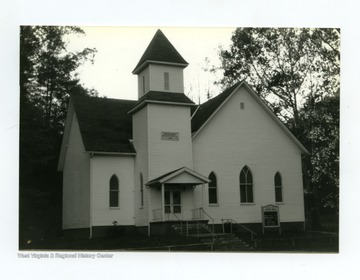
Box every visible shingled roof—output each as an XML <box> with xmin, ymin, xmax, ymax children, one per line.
<box><xmin>72</xmin><ymin>95</ymin><xmax>136</xmax><ymax>153</ymax></box>
<box><xmin>132</xmin><ymin>29</ymin><xmax>188</xmax><ymax>74</ymax></box>
<box><xmin>69</xmin><ymin>81</ymin><xmax>307</xmax><ymax>155</ymax></box>
<box><xmin>129</xmin><ymin>90</ymin><xmax>195</xmax><ymax>114</ymax></box>
<box><xmin>70</xmin><ymin>83</ymin><xmax>239</xmax><ymax>154</ymax></box>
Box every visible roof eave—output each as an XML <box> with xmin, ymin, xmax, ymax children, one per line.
<box><xmin>88</xmin><ymin>151</ymin><xmax>137</xmax><ymax>156</ymax></box>
<box><xmin>241</xmin><ymin>82</ymin><xmax>309</xmax><ymax>154</ymax></box>
<box><xmin>192</xmin><ymin>81</ymin><xmax>243</xmax><ymax>139</ymax></box>
<box><xmin>128</xmin><ymin>99</ymin><xmax>197</xmax><ymax>115</ymax></box>
<box><xmin>132</xmin><ymin>60</ymin><xmax>189</xmax><ymax>74</ymax></box>
<box><xmin>192</xmin><ymin>81</ymin><xmax>309</xmax><ymax>154</ymax></box>
<box><xmin>146</xmin><ymin>167</ymin><xmax>211</xmax><ymax>186</ymax></box>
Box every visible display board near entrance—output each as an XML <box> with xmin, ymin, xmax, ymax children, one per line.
<box><xmin>261</xmin><ymin>205</ymin><xmax>281</xmax><ymax>234</ymax></box>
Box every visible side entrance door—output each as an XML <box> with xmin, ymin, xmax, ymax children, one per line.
<box><xmin>164</xmin><ymin>190</ymin><xmax>182</xmax><ymax>220</ymax></box>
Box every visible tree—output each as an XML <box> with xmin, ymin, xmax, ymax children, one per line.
<box><xmin>296</xmin><ymin>94</ymin><xmax>339</xmax><ymax>228</ymax></box>
<box><xmin>20</xmin><ymin>26</ymin><xmax>97</xmax><ymax>130</ymax></box>
<box><xmin>215</xmin><ymin>28</ymin><xmax>340</xmax><ymax>127</ymax></box>
<box><xmin>19</xmin><ymin>26</ymin><xmax>97</xmax><ymax>245</ymax></box>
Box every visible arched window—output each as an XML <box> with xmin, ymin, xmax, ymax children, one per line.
<box><xmin>140</xmin><ymin>173</ymin><xmax>144</xmax><ymax>207</ymax></box>
<box><xmin>208</xmin><ymin>172</ymin><xmax>218</xmax><ymax>204</ymax></box>
<box><xmin>275</xmin><ymin>172</ymin><xmax>283</xmax><ymax>203</ymax></box>
<box><xmin>109</xmin><ymin>175</ymin><xmax>119</xmax><ymax>207</ymax></box>
<box><xmin>240</xmin><ymin>166</ymin><xmax>254</xmax><ymax>203</ymax></box>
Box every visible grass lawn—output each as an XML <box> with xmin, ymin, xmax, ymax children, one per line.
<box><xmin>250</xmin><ymin>231</ymin><xmax>338</xmax><ymax>252</ymax></box>
<box><xmin>20</xmin><ymin>234</ymin><xmax>204</xmax><ymax>251</ymax></box>
<box><xmin>20</xmin><ymin>230</ymin><xmax>338</xmax><ymax>252</ymax></box>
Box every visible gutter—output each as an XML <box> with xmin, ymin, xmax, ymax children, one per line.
<box><xmin>87</xmin><ymin>151</ymin><xmax>136</xmax><ymax>156</ymax></box>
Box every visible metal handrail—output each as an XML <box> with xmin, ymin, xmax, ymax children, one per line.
<box><xmin>192</xmin><ymin>207</ymin><xmax>215</xmax><ymax>235</ymax></box>
<box><xmin>196</xmin><ymin>221</ymin><xmax>217</xmax><ymax>243</ymax></box>
<box><xmin>172</xmin><ymin>212</ymin><xmax>183</xmax><ymax>236</ymax></box>
<box><xmin>221</xmin><ymin>218</ymin><xmax>257</xmax><ymax>240</ymax></box>
<box><xmin>190</xmin><ymin>208</ymin><xmax>216</xmax><ymax>242</ymax></box>
<box><xmin>199</xmin><ymin>208</ymin><xmax>215</xmax><ymax>234</ymax></box>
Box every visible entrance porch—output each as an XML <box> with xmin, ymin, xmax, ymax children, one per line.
<box><xmin>145</xmin><ymin>167</ymin><xmax>212</xmax><ymax>235</ymax></box>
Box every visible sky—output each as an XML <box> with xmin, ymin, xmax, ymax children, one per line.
<box><xmin>65</xmin><ymin>27</ymin><xmax>235</xmax><ymax>103</ymax></box>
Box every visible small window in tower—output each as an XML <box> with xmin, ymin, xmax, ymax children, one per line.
<box><xmin>240</xmin><ymin>102</ymin><xmax>245</xmax><ymax>109</ymax></box>
<box><xmin>142</xmin><ymin>76</ymin><xmax>145</xmax><ymax>94</ymax></box>
<box><xmin>164</xmin><ymin>72</ymin><xmax>169</xmax><ymax>90</ymax></box>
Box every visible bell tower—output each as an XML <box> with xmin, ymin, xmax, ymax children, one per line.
<box><xmin>130</xmin><ymin>29</ymin><xmax>196</xmax><ymax>226</ymax></box>
<box><xmin>132</xmin><ymin>29</ymin><xmax>189</xmax><ymax>98</ymax></box>
<box><xmin>130</xmin><ymin>29</ymin><xmax>195</xmax><ymax>182</ymax></box>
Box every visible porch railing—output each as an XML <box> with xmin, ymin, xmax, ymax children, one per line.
<box><xmin>152</xmin><ymin>208</ymin><xmax>162</xmax><ymax>222</ymax></box>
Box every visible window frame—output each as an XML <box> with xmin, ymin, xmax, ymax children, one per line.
<box><xmin>274</xmin><ymin>172</ymin><xmax>283</xmax><ymax>204</ymax></box>
<box><xmin>208</xmin><ymin>172</ymin><xmax>218</xmax><ymax>205</ymax></box>
<box><xmin>164</xmin><ymin>72</ymin><xmax>169</xmax><ymax>90</ymax></box>
<box><xmin>109</xmin><ymin>174</ymin><xmax>119</xmax><ymax>208</ymax></box>
<box><xmin>239</xmin><ymin>166</ymin><xmax>254</xmax><ymax>204</ymax></box>
<box><xmin>142</xmin><ymin>75</ymin><xmax>145</xmax><ymax>94</ymax></box>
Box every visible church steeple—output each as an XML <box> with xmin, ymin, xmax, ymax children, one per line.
<box><xmin>133</xmin><ymin>29</ymin><xmax>188</xmax><ymax>98</ymax></box>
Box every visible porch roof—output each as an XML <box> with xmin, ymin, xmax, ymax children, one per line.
<box><xmin>146</xmin><ymin>167</ymin><xmax>210</xmax><ymax>187</ymax></box>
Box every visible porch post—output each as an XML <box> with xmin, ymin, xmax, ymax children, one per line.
<box><xmin>161</xmin><ymin>183</ymin><xmax>165</xmax><ymax>222</ymax></box>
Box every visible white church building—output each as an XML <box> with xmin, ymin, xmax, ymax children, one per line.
<box><xmin>58</xmin><ymin>30</ymin><xmax>307</xmax><ymax>238</ymax></box>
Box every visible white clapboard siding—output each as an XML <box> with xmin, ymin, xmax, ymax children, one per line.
<box><xmin>132</xmin><ymin>106</ymin><xmax>150</xmax><ymax>226</ymax></box>
<box><xmin>147</xmin><ymin>103</ymin><xmax>193</xmax><ymax>180</ymax></box>
<box><xmin>137</xmin><ymin>64</ymin><xmax>184</xmax><ymax>98</ymax></box>
<box><xmin>62</xmin><ymin>112</ymin><xmax>90</xmax><ymax>229</ymax></box>
<box><xmin>149</xmin><ymin>64</ymin><xmax>184</xmax><ymax>93</ymax></box>
<box><xmin>137</xmin><ymin>66</ymin><xmax>150</xmax><ymax>99</ymax></box>
<box><xmin>193</xmin><ymin>85</ymin><xmax>305</xmax><ymax>224</ymax></box>
<box><xmin>90</xmin><ymin>156</ymin><xmax>135</xmax><ymax>226</ymax></box>
<box><xmin>132</xmin><ymin>103</ymin><xmax>194</xmax><ymax>226</ymax></box>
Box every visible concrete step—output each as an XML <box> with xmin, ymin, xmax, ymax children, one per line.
<box><xmin>202</xmin><ymin>234</ymin><xmax>255</xmax><ymax>251</ymax></box>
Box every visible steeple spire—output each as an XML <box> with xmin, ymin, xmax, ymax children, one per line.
<box><xmin>132</xmin><ymin>29</ymin><xmax>188</xmax><ymax>74</ymax></box>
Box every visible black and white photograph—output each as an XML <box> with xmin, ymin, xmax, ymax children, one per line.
<box><xmin>19</xmin><ymin>26</ymin><xmax>339</xmax><ymax>252</ymax></box>
<box><xmin>1</xmin><ymin>0</ymin><xmax>359</xmax><ymax>279</ymax></box>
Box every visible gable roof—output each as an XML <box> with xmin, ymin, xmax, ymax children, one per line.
<box><xmin>72</xmin><ymin>95</ymin><xmax>137</xmax><ymax>154</ymax></box>
<box><xmin>129</xmin><ymin>90</ymin><xmax>195</xmax><ymax>114</ymax></box>
<box><xmin>60</xmin><ymin>80</ymin><xmax>307</xmax><ymax>164</ymax></box>
<box><xmin>191</xmin><ymin>81</ymin><xmax>308</xmax><ymax>154</ymax></box>
<box><xmin>146</xmin><ymin>167</ymin><xmax>210</xmax><ymax>186</ymax></box>
<box><xmin>132</xmin><ymin>29</ymin><xmax>188</xmax><ymax>74</ymax></box>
